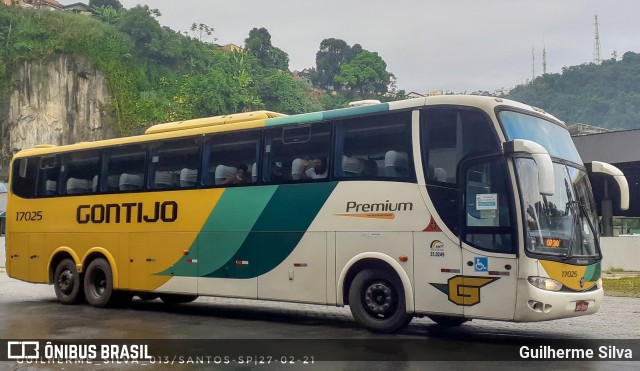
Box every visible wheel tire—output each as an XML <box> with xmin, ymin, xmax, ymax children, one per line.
<box><xmin>348</xmin><ymin>269</ymin><xmax>411</xmax><ymax>333</ymax></box>
<box><xmin>428</xmin><ymin>315</ymin><xmax>470</xmax><ymax>327</ymax></box>
<box><xmin>53</xmin><ymin>258</ymin><xmax>82</xmax><ymax>304</ymax></box>
<box><xmin>159</xmin><ymin>294</ymin><xmax>199</xmax><ymax>304</ymax></box>
<box><xmin>83</xmin><ymin>258</ymin><xmax>114</xmax><ymax>308</ymax></box>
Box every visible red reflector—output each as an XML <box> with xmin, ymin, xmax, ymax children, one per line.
<box><xmin>236</xmin><ymin>260</ymin><xmax>249</xmax><ymax>265</ymax></box>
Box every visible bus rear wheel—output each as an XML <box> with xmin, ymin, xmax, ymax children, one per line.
<box><xmin>83</xmin><ymin>258</ymin><xmax>114</xmax><ymax>308</ymax></box>
<box><xmin>159</xmin><ymin>294</ymin><xmax>199</xmax><ymax>304</ymax></box>
<box><xmin>53</xmin><ymin>258</ymin><xmax>82</xmax><ymax>304</ymax></box>
<box><xmin>348</xmin><ymin>269</ymin><xmax>411</xmax><ymax>333</ymax></box>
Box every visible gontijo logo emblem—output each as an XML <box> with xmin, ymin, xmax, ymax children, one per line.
<box><xmin>334</xmin><ymin>200</ymin><xmax>413</xmax><ymax>220</ymax></box>
<box><xmin>430</xmin><ymin>275</ymin><xmax>499</xmax><ymax>306</ymax></box>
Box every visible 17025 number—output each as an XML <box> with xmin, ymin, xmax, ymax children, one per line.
<box><xmin>16</xmin><ymin>211</ymin><xmax>43</xmax><ymax>221</ymax></box>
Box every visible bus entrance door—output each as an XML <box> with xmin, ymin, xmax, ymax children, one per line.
<box><xmin>459</xmin><ymin>158</ymin><xmax>517</xmax><ymax>320</ymax></box>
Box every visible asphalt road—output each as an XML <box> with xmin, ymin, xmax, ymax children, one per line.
<box><xmin>0</xmin><ymin>273</ymin><xmax>638</xmax><ymax>370</ymax></box>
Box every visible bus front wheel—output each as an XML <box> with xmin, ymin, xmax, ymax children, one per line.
<box><xmin>53</xmin><ymin>258</ymin><xmax>82</xmax><ymax>304</ymax></box>
<box><xmin>348</xmin><ymin>269</ymin><xmax>411</xmax><ymax>333</ymax></box>
<box><xmin>83</xmin><ymin>258</ymin><xmax>114</xmax><ymax>308</ymax></box>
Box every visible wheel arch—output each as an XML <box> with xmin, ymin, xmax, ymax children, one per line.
<box><xmin>81</xmin><ymin>248</ymin><xmax>119</xmax><ymax>289</ymax></box>
<box><xmin>48</xmin><ymin>247</ymin><xmax>81</xmax><ymax>284</ymax></box>
<box><xmin>337</xmin><ymin>252</ymin><xmax>414</xmax><ymax>312</ymax></box>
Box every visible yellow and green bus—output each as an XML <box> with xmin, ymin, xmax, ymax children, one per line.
<box><xmin>6</xmin><ymin>96</ymin><xmax>629</xmax><ymax>333</ymax></box>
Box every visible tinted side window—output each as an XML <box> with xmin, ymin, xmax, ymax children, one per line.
<box><xmin>420</xmin><ymin>107</ymin><xmax>500</xmax><ymax>235</ymax></box>
<box><xmin>102</xmin><ymin>145</ymin><xmax>147</xmax><ymax>192</ymax></box>
<box><xmin>202</xmin><ymin>130</ymin><xmax>261</xmax><ymax>187</ymax></box>
<box><xmin>36</xmin><ymin>155</ymin><xmax>60</xmax><ymax>197</ymax></box>
<box><xmin>263</xmin><ymin>123</ymin><xmax>331</xmax><ymax>184</ymax></box>
<box><xmin>335</xmin><ymin>112</ymin><xmax>413</xmax><ymax>180</ymax></box>
<box><xmin>149</xmin><ymin>138</ymin><xmax>201</xmax><ymax>190</ymax></box>
<box><xmin>61</xmin><ymin>150</ymin><xmax>101</xmax><ymax>195</ymax></box>
<box><xmin>421</xmin><ymin>108</ymin><xmax>499</xmax><ymax>185</ymax></box>
<box><xmin>11</xmin><ymin>157</ymin><xmax>39</xmax><ymax>199</ymax></box>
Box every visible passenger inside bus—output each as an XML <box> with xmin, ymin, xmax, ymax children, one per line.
<box><xmin>222</xmin><ymin>164</ymin><xmax>249</xmax><ymax>185</ymax></box>
<box><xmin>293</xmin><ymin>157</ymin><xmax>327</xmax><ymax>180</ymax></box>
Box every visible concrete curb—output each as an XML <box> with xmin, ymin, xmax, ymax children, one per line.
<box><xmin>602</xmin><ymin>272</ymin><xmax>640</xmax><ymax>279</ymax></box>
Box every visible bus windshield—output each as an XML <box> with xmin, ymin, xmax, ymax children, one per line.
<box><xmin>499</xmin><ymin>110</ymin><xmax>582</xmax><ymax>165</ymax></box>
<box><xmin>516</xmin><ymin>160</ymin><xmax>599</xmax><ymax>259</ymax></box>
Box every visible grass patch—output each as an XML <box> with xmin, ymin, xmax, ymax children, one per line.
<box><xmin>602</xmin><ymin>277</ymin><xmax>640</xmax><ymax>298</ymax></box>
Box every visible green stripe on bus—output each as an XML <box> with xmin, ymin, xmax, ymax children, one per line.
<box><xmin>157</xmin><ymin>186</ymin><xmax>278</xmax><ymax>277</ymax></box>
<box><xmin>584</xmin><ymin>262</ymin><xmax>601</xmax><ymax>282</ymax></box>
<box><xmin>265</xmin><ymin>113</ymin><xmax>324</xmax><ymax>127</ymax></box>
<box><xmin>322</xmin><ymin>103</ymin><xmax>389</xmax><ymax>120</ymax></box>
<box><xmin>204</xmin><ymin>182</ymin><xmax>337</xmax><ymax>278</ymax></box>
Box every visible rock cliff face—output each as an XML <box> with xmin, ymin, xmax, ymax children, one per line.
<box><xmin>0</xmin><ymin>54</ymin><xmax>114</xmax><ymax>177</ymax></box>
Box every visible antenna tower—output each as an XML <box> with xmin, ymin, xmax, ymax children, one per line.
<box><xmin>593</xmin><ymin>15</ymin><xmax>602</xmax><ymax>65</ymax></box>
<box><xmin>531</xmin><ymin>45</ymin><xmax>535</xmax><ymax>81</ymax></box>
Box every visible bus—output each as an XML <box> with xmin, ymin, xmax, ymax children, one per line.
<box><xmin>6</xmin><ymin>95</ymin><xmax>629</xmax><ymax>333</ymax></box>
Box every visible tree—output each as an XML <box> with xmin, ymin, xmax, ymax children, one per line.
<box><xmin>312</xmin><ymin>38</ymin><xmax>352</xmax><ymax>89</ymax></box>
<box><xmin>117</xmin><ymin>5</ymin><xmax>163</xmax><ymax>58</ymax></box>
<box><xmin>189</xmin><ymin>23</ymin><xmax>216</xmax><ymax>43</ymax></box>
<box><xmin>334</xmin><ymin>50</ymin><xmax>391</xmax><ymax>95</ymax></box>
<box><xmin>244</xmin><ymin>27</ymin><xmax>289</xmax><ymax>70</ymax></box>
<box><xmin>92</xmin><ymin>5</ymin><xmax>120</xmax><ymax>24</ymax></box>
<box><xmin>257</xmin><ymin>71</ymin><xmax>317</xmax><ymax>114</ymax></box>
<box><xmin>89</xmin><ymin>0</ymin><xmax>123</xmax><ymax>10</ymax></box>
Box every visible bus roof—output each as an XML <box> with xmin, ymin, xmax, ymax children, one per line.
<box><xmin>144</xmin><ymin>110</ymin><xmax>286</xmax><ymax>135</ymax></box>
<box><xmin>12</xmin><ymin>95</ymin><xmax>563</xmax><ymax>158</ymax></box>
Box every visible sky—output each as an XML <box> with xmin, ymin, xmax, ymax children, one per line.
<box><xmin>91</xmin><ymin>0</ymin><xmax>640</xmax><ymax>94</ymax></box>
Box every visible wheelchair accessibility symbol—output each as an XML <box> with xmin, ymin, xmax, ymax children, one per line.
<box><xmin>474</xmin><ymin>257</ymin><xmax>488</xmax><ymax>272</ymax></box>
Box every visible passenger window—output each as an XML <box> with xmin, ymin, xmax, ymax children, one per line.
<box><xmin>36</xmin><ymin>155</ymin><xmax>60</xmax><ymax>197</ymax></box>
<box><xmin>61</xmin><ymin>150</ymin><xmax>101</xmax><ymax>195</ymax></box>
<box><xmin>11</xmin><ymin>157</ymin><xmax>39</xmax><ymax>199</ymax></box>
<box><xmin>102</xmin><ymin>145</ymin><xmax>147</xmax><ymax>192</ymax></box>
<box><xmin>335</xmin><ymin>112</ymin><xmax>412</xmax><ymax>180</ymax></box>
<box><xmin>202</xmin><ymin>130</ymin><xmax>260</xmax><ymax>187</ymax></box>
<box><xmin>263</xmin><ymin>122</ymin><xmax>331</xmax><ymax>184</ymax></box>
<box><xmin>148</xmin><ymin>138</ymin><xmax>200</xmax><ymax>189</ymax></box>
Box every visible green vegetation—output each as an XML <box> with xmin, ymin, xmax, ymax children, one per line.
<box><xmin>1</xmin><ymin>4</ymin><xmax>396</xmax><ymax>136</ymax></box>
<box><xmin>505</xmin><ymin>52</ymin><xmax>640</xmax><ymax>130</ymax></box>
<box><xmin>602</xmin><ymin>277</ymin><xmax>640</xmax><ymax>297</ymax></box>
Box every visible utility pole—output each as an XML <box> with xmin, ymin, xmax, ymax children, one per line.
<box><xmin>593</xmin><ymin>15</ymin><xmax>602</xmax><ymax>65</ymax></box>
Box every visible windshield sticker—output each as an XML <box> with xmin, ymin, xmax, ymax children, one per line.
<box><xmin>476</xmin><ymin>194</ymin><xmax>498</xmax><ymax>210</ymax></box>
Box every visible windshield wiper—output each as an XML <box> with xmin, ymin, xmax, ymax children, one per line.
<box><xmin>564</xmin><ymin>199</ymin><xmax>598</xmax><ymax>260</ymax></box>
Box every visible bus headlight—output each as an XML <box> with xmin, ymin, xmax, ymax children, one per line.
<box><xmin>527</xmin><ymin>276</ymin><xmax>563</xmax><ymax>291</ymax></box>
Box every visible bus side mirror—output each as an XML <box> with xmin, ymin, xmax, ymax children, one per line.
<box><xmin>504</xmin><ymin>139</ymin><xmax>555</xmax><ymax>196</ymax></box>
<box><xmin>591</xmin><ymin>161</ymin><xmax>629</xmax><ymax>211</ymax></box>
